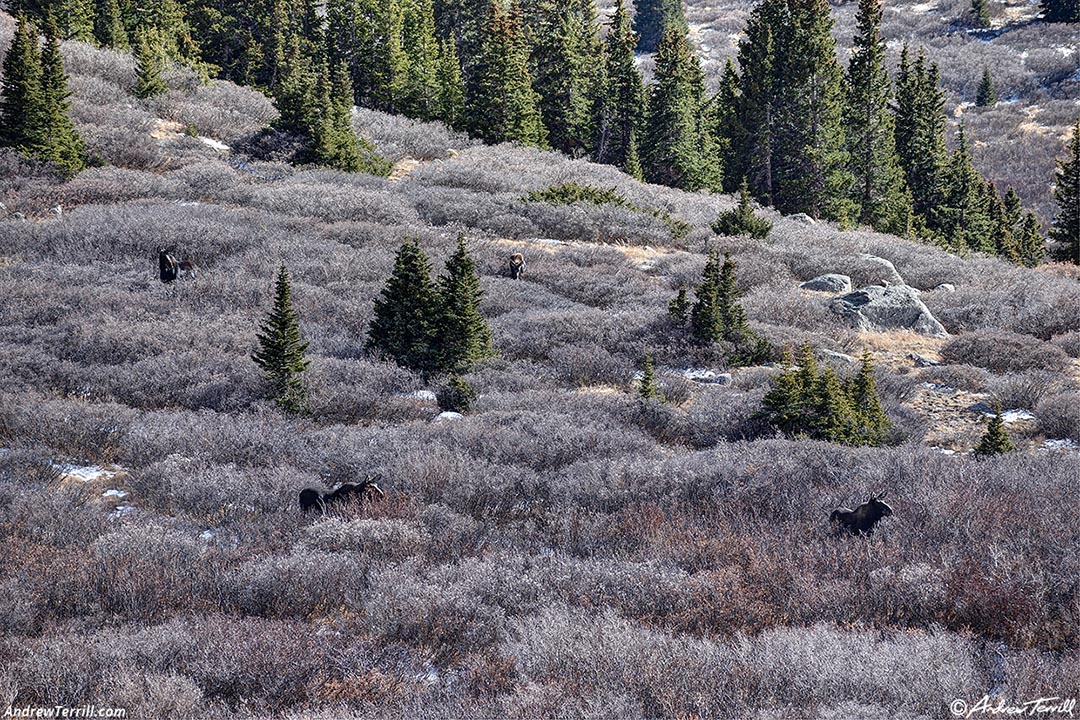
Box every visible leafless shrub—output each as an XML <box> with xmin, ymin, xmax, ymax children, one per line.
<box><xmin>941</xmin><ymin>329</ymin><xmax>1072</xmax><ymax>373</ymax></box>
<box><xmin>1035</xmin><ymin>391</ymin><xmax>1080</xmax><ymax>442</ymax></box>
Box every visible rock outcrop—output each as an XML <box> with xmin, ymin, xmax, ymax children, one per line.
<box><xmin>830</xmin><ymin>284</ymin><xmax>947</xmax><ymax>337</ymax></box>
<box><xmin>800</xmin><ymin>274</ymin><xmax>852</xmax><ymax>294</ymax></box>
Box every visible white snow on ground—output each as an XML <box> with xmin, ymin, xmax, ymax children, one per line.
<box><xmin>909</xmin><ymin>2</ymin><xmax>936</xmax><ymax>12</ymax></box>
<box><xmin>679</xmin><ymin>368</ymin><xmax>733</xmax><ymax>384</ymax></box>
<box><xmin>54</xmin><ymin>463</ymin><xmax>121</xmax><ymax>483</ymax></box>
<box><xmin>398</xmin><ymin>390</ymin><xmax>438</xmax><ymax>402</ymax></box>
<box><xmin>198</xmin><ymin>136</ymin><xmax>230</xmax><ymax>152</ymax></box>
<box><xmin>533</xmin><ymin>238</ymin><xmax>567</xmax><ymax>246</ymax></box>
<box><xmin>434</xmin><ymin>411</ymin><xmax>464</xmax><ymax>421</ymax></box>
<box><xmin>973</xmin><ymin>407</ymin><xmax>1036</xmax><ymax>423</ymax></box>
<box><xmin>112</xmin><ymin>505</ymin><xmax>136</xmax><ymax>517</ymax></box>
<box><xmin>102</xmin><ymin>489</ymin><xmax>128</xmax><ymax>499</ymax></box>
<box><xmin>1043</xmin><ymin>438</ymin><xmax>1079</xmax><ymax>451</ymax></box>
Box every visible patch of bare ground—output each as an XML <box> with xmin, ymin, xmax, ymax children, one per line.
<box><xmin>388</xmin><ymin>157</ymin><xmax>423</xmax><ymax>182</ymax></box>
<box><xmin>150</xmin><ymin>118</ymin><xmax>185</xmax><ymax>141</ymax></box>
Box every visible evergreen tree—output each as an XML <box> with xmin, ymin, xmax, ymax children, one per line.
<box><xmin>975</xmin><ymin>67</ymin><xmax>997</xmax><ymax>106</ymax></box>
<box><xmin>668</xmin><ymin>285</ymin><xmax>689</xmax><ymax>323</ymax></box>
<box><xmin>711</xmin><ymin>58</ymin><xmax>740</xmax><ymax>191</ymax></box>
<box><xmin>368</xmin><ymin>240</ymin><xmax>442</xmax><ymax>372</ymax></box>
<box><xmin>895</xmin><ymin>47</ymin><xmax>948</xmax><ymax>231</ymax></box>
<box><xmin>311</xmin><ymin>61</ymin><xmax>364</xmax><ymax>171</ymax></box>
<box><xmin>252</xmin><ymin>264</ymin><xmax>311</xmax><ymax>414</ymax></box>
<box><xmin>712</xmin><ymin>177</ymin><xmax>774</xmax><ymax>238</ymax></box>
<box><xmin>632</xmin><ymin>0</ymin><xmax>685</xmax><ymax>53</ymax></box>
<box><xmin>468</xmin><ymin>0</ymin><xmax>547</xmax><ymax>146</ymax></box>
<box><xmin>402</xmin><ymin>0</ymin><xmax>442</xmax><ymax>121</ymax></box>
<box><xmin>93</xmin><ymin>0</ymin><xmax>127</xmax><ymax>48</ymax></box>
<box><xmin>641</xmin><ymin>19</ymin><xmax>718</xmax><ymax>190</ymax></box>
<box><xmin>370</xmin><ymin>0</ymin><xmax>410</xmax><ymax>113</ymax></box>
<box><xmin>814</xmin><ymin>366</ymin><xmax>856</xmax><ymax>443</ymax></box>
<box><xmin>1040</xmin><ymin>0</ymin><xmax>1079</xmax><ymax>21</ymax></box>
<box><xmin>436</xmin><ymin>39</ymin><xmax>466</xmax><ymax>129</ymax></box>
<box><xmin>0</xmin><ymin>14</ymin><xmax>46</xmax><ymax>159</ymax></box>
<box><xmin>529</xmin><ymin>0</ymin><xmax>597</xmax><ymax>156</ymax></box>
<box><xmin>273</xmin><ymin>37</ymin><xmax>316</xmax><ymax>135</ymax></box>
<box><xmin>438</xmin><ymin>374</ymin><xmax>478</xmax><ymax>412</ymax></box>
<box><xmin>771</xmin><ymin>0</ymin><xmax>852</xmax><ymax>221</ymax></box>
<box><xmin>690</xmin><ymin>249</ymin><xmax>724</xmax><ymax>346</ymax></box>
<box><xmin>732</xmin><ymin>0</ymin><xmax>779</xmax><ymax>204</ymax></box>
<box><xmin>971</xmin><ymin>0</ymin><xmax>991</xmax><ymax>26</ymax></box>
<box><xmin>940</xmin><ymin>124</ymin><xmax>994</xmax><ymax>252</ymax></box>
<box><xmin>974</xmin><ymin>403</ymin><xmax>1015</xmax><ymax>456</ymax></box>
<box><xmin>843</xmin><ymin>0</ymin><xmax>913</xmax><ymax>236</ymax></box>
<box><xmin>134</xmin><ymin>27</ymin><xmax>168</xmax><ymax>99</ymax></box>
<box><xmin>638</xmin><ymin>351</ymin><xmax>664</xmax><ymax>402</ymax></box>
<box><xmin>39</xmin><ymin>18</ymin><xmax>86</xmax><ymax>176</ymax></box>
<box><xmin>596</xmin><ymin>0</ymin><xmax>643</xmax><ymax>177</ymax></box>
<box><xmin>1014</xmin><ymin>212</ymin><xmax>1045</xmax><ymax>268</ymax></box>
<box><xmin>1003</xmin><ymin>186</ymin><xmax>1023</xmax><ymax>229</ymax></box>
<box><xmin>1050</xmin><ymin>120</ymin><xmax>1079</xmax><ymax>264</ymax></box>
<box><xmin>849</xmin><ymin>351</ymin><xmax>890</xmax><ymax>445</ymax></box>
<box><xmin>437</xmin><ymin>234</ymin><xmax>494</xmax><ymax>372</ymax></box>
<box><xmin>761</xmin><ymin>348</ymin><xmax>804</xmax><ymax>435</ymax></box>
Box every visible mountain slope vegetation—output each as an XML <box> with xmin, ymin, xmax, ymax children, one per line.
<box><xmin>0</xmin><ymin>9</ymin><xmax>1078</xmax><ymax>719</ymax></box>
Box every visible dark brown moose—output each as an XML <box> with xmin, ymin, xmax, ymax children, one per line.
<box><xmin>829</xmin><ymin>492</ymin><xmax>893</xmax><ymax>535</ymax></box>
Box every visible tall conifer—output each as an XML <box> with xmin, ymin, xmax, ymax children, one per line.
<box><xmin>437</xmin><ymin>234</ymin><xmax>494</xmax><ymax>371</ymax></box>
<box><xmin>596</xmin><ymin>0</ymin><xmax>643</xmax><ymax>177</ymax></box>
<box><xmin>633</xmin><ymin>0</ymin><xmax>685</xmax><ymax>53</ymax></box>
<box><xmin>368</xmin><ymin>241</ymin><xmax>442</xmax><ymax>373</ymax></box>
<box><xmin>0</xmin><ymin>14</ymin><xmax>46</xmax><ymax>158</ymax></box>
<box><xmin>39</xmin><ymin>18</ymin><xmax>86</xmax><ymax>176</ymax></box>
<box><xmin>252</xmin><ymin>265</ymin><xmax>311</xmax><ymax>414</ymax></box>
<box><xmin>843</xmin><ymin>0</ymin><xmax>912</xmax><ymax>235</ymax></box>
<box><xmin>93</xmin><ymin>0</ymin><xmax>127</xmax><ymax>48</ymax></box>
<box><xmin>1050</xmin><ymin>120</ymin><xmax>1079</xmax><ymax>264</ymax></box>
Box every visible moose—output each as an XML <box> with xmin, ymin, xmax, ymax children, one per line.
<box><xmin>299</xmin><ymin>478</ymin><xmax>385</xmax><ymax>513</ymax></box>
<box><xmin>508</xmin><ymin>253</ymin><xmax>525</xmax><ymax>280</ymax></box>
<box><xmin>158</xmin><ymin>249</ymin><xmax>198</xmax><ymax>284</ymax></box>
<box><xmin>829</xmin><ymin>492</ymin><xmax>893</xmax><ymax>535</ymax></box>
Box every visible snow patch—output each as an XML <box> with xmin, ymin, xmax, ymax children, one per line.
<box><xmin>198</xmin><ymin>136</ymin><xmax>230</xmax><ymax>152</ymax></box>
<box><xmin>112</xmin><ymin>505</ymin><xmax>136</xmax><ymax>517</ymax></box>
<box><xmin>434</xmin><ymin>411</ymin><xmax>464</xmax><ymax>421</ymax></box>
<box><xmin>677</xmin><ymin>368</ymin><xmax>732</xmax><ymax>385</ymax></box>
<box><xmin>55</xmin><ymin>463</ymin><xmax>121</xmax><ymax>483</ymax></box>
<box><xmin>398</xmin><ymin>390</ymin><xmax>438</xmax><ymax>402</ymax></box>
<box><xmin>1043</xmin><ymin>438</ymin><xmax>1079</xmax><ymax>451</ymax></box>
<box><xmin>968</xmin><ymin>403</ymin><xmax>1036</xmax><ymax>423</ymax></box>
<box><xmin>533</xmin><ymin>238</ymin><xmax>567</xmax><ymax>246</ymax></box>
<box><xmin>102</xmin><ymin>489</ymin><xmax>128</xmax><ymax>499</ymax></box>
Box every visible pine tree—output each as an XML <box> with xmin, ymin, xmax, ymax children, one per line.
<box><xmin>975</xmin><ymin>67</ymin><xmax>997</xmax><ymax>106</ymax></box>
<box><xmin>895</xmin><ymin>47</ymin><xmax>948</xmax><ymax>232</ymax></box>
<box><xmin>273</xmin><ymin>37</ymin><xmax>316</xmax><ymax>136</ymax></box>
<box><xmin>641</xmin><ymin>19</ymin><xmax>718</xmax><ymax>190</ymax></box>
<box><xmin>717</xmin><ymin>252</ymin><xmax>770</xmax><ymax>365</ymax></box>
<box><xmin>843</xmin><ymin>0</ymin><xmax>913</xmax><ymax>236</ymax></box>
<box><xmin>638</xmin><ymin>351</ymin><xmax>664</xmax><ymax>402</ymax></box>
<box><xmin>437</xmin><ymin>233</ymin><xmax>494</xmax><ymax>372</ymax></box>
<box><xmin>1050</xmin><ymin>120</ymin><xmax>1079</xmax><ymax>265</ymax></box>
<box><xmin>1003</xmin><ymin>186</ymin><xmax>1023</xmax><ymax>228</ymax></box>
<box><xmin>0</xmin><ymin>14</ymin><xmax>46</xmax><ymax>159</ymax></box>
<box><xmin>711</xmin><ymin>58</ymin><xmax>740</xmax><ymax>191</ymax></box>
<box><xmin>1040</xmin><ymin>0</ymin><xmax>1079</xmax><ymax>21</ymax></box>
<box><xmin>771</xmin><ymin>0</ymin><xmax>852</xmax><ymax>221</ymax></box>
<box><xmin>530</xmin><ymin>0</ymin><xmax>597</xmax><ymax>156</ymax></box>
<box><xmin>668</xmin><ymin>285</ymin><xmax>689</xmax><ymax>323</ymax></box>
<box><xmin>436</xmin><ymin>39</ymin><xmax>466</xmax><ymax>129</ymax></box>
<box><xmin>39</xmin><ymin>18</ymin><xmax>86</xmax><ymax>176</ymax></box>
<box><xmin>1014</xmin><ymin>212</ymin><xmax>1045</xmax><ymax>268</ymax></box>
<box><xmin>940</xmin><ymin>124</ymin><xmax>994</xmax><ymax>252</ymax></box>
<box><xmin>402</xmin><ymin>0</ymin><xmax>442</xmax><ymax>121</ymax></box>
<box><xmin>367</xmin><ymin>240</ymin><xmax>442</xmax><ymax>372</ymax></box>
<box><xmin>632</xmin><ymin>0</ymin><xmax>685</xmax><ymax>53</ymax></box>
<box><xmin>971</xmin><ymin>0</ymin><xmax>991</xmax><ymax>26</ymax></box>
<box><xmin>712</xmin><ymin>177</ymin><xmax>773</xmax><ymax>238</ymax></box>
<box><xmin>93</xmin><ymin>0</ymin><xmax>127</xmax><ymax>48</ymax></box>
<box><xmin>311</xmin><ymin>61</ymin><xmax>362</xmax><ymax>171</ymax></box>
<box><xmin>690</xmin><ymin>249</ymin><xmax>724</xmax><ymax>346</ymax></box>
<box><xmin>974</xmin><ymin>403</ymin><xmax>1015</xmax><ymax>456</ymax></box>
<box><xmin>732</xmin><ymin>0</ymin><xmax>779</xmax><ymax>204</ymax></box>
<box><xmin>438</xmin><ymin>374</ymin><xmax>478</xmax><ymax>412</ymax></box>
<box><xmin>468</xmin><ymin>0</ymin><xmax>547</xmax><ymax>146</ymax></box>
<box><xmin>596</xmin><ymin>0</ymin><xmax>643</xmax><ymax>177</ymax></box>
<box><xmin>134</xmin><ymin>27</ymin><xmax>168</xmax><ymax>99</ymax></box>
<box><xmin>761</xmin><ymin>348</ymin><xmax>804</xmax><ymax>435</ymax></box>
<box><xmin>252</xmin><ymin>264</ymin><xmax>311</xmax><ymax>414</ymax></box>
<box><xmin>849</xmin><ymin>351</ymin><xmax>890</xmax><ymax>445</ymax></box>
<box><xmin>814</xmin><ymin>366</ymin><xmax>857</xmax><ymax>443</ymax></box>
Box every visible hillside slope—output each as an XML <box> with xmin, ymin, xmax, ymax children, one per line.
<box><xmin>1</xmin><ymin>21</ymin><xmax>1079</xmax><ymax>719</ymax></box>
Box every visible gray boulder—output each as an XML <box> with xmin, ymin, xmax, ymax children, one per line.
<box><xmin>800</xmin><ymin>274</ymin><xmax>852</xmax><ymax>294</ymax></box>
<box><xmin>934</xmin><ymin>283</ymin><xmax>955</xmax><ymax>293</ymax></box>
<box><xmin>908</xmin><ymin>352</ymin><xmax>940</xmax><ymax>367</ymax></box>
<box><xmin>830</xmin><ymin>284</ymin><xmax>948</xmax><ymax>337</ymax></box>
<box><xmin>855</xmin><ymin>254</ymin><xmax>905</xmax><ymax>286</ymax></box>
<box><xmin>788</xmin><ymin>213</ymin><xmax>816</xmax><ymax>226</ymax></box>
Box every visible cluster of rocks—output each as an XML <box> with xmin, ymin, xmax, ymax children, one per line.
<box><xmin>799</xmin><ymin>255</ymin><xmax>948</xmax><ymax>338</ymax></box>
